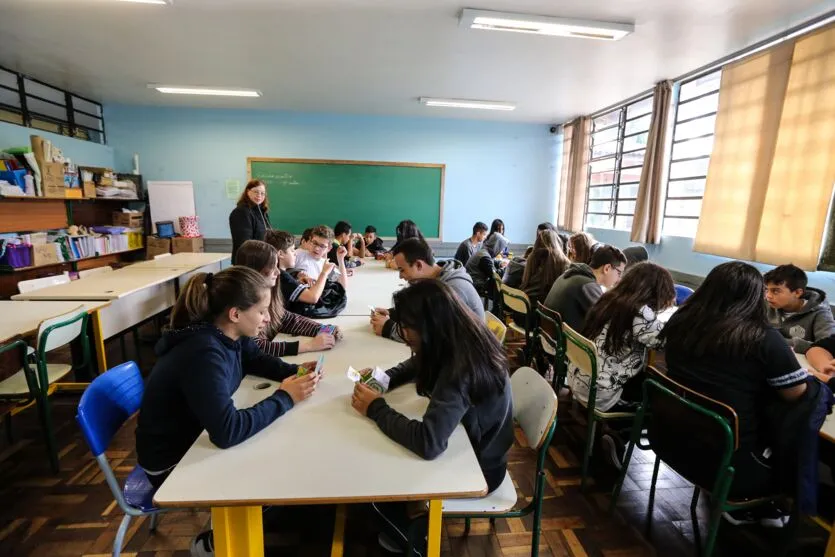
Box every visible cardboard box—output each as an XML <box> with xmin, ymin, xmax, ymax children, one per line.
<box><xmin>113</xmin><ymin>211</ymin><xmax>144</xmax><ymax>228</ymax></box>
<box><xmin>172</xmin><ymin>236</ymin><xmax>204</xmax><ymax>254</ymax></box>
<box><xmin>41</xmin><ymin>162</ymin><xmax>66</xmax><ymax>198</ymax></box>
<box><xmin>145</xmin><ymin>236</ymin><xmax>171</xmax><ymax>259</ymax></box>
<box><xmin>82</xmin><ymin>179</ymin><xmax>96</xmax><ymax>199</ymax></box>
<box><xmin>32</xmin><ymin>243</ymin><xmax>61</xmax><ymax>267</ymax></box>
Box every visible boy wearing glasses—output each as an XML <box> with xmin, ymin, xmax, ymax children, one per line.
<box><xmin>294</xmin><ymin>225</ymin><xmax>348</xmax><ymax>289</ymax></box>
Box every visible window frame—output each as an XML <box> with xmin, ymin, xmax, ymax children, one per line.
<box><xmin>584</xmin><ymin>94</ymin><xmax>654</xmax><ymax>232</ymax></box>
<box><xmin>0</xmin><ymin>66</ymin><xmax>105</xmax><ymax>144</ymax></box>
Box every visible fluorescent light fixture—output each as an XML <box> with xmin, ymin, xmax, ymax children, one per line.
<box><xmin>119</xmin><ymin>0</ymin><xmax>171</xmax><ymax>4</ymax></box>
<box><xmin>419</xmin><ymin>97</ymin><xmax>516</xmax><ymax>111</ymax></box>
<box><xmin>148</xmin><ymin>85</ymin><xmax>262</xmax><ymax>98</ymax></box>
<box><xmin>460</xmin><ymin>8</ymin><xmax>634</xmax><ymax>41</ymax></box>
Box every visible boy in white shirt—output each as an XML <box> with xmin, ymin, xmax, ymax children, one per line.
<box><xmin>294</xmin><ymin>225</ymin><xmax>348</xmax><ymax>289</ymax></box>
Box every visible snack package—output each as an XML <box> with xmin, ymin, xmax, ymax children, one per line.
<box><xmin>347</xmin><ymin>366</ymin><xmax>390</xmax><ymax>393</ymax></box>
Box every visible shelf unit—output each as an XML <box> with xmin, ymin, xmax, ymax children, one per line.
<box><xmin>0</xmin><ymin>174</ymin><xmax>147</xmax><ymax>298</ymax></box>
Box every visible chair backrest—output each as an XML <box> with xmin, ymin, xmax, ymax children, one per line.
<box><xmin>500</xmin><ymin>283</ymin><xmax>531</xmax><ymax>316</ymax></box>
<box><xmin>18</xmin><ymin>273</ymin><xmax>71</xmax><ymax>294</ymax></box>
<box><xmin>485</xmin><ymin>311</ymin><xmax>507</xmax><ymax>344</ymax></box>
<box><xmin>536</xmin><ymin>303</ymin><xmax>563</xmax><ymax>357</ymax></box>
<box><xmin>674</xmin><ymin>284</ymin><xmax>695</xmax><ymax>306</ymax></box>
<box><xmin>37</xmin><ymin>306</ymin><xmax>88</xmax><ymax>353</ymax></box>
<box><xmin>154</xmin><ymin>253</ymin><xmax>171</xmax><ymax>259</ymax></box>
<box><xmin>76</xmin><ymin>361</ymin><xmax>144</xmax><ymax>457</ymax></box>
<box><xmin>562</xmin><ymin>322</ymin><xmax>598</xmax><ymax>382</ymax></box>
<box><xmin>642</xmin><ymin>369</ymin><xmax>738</xmax><ymax>491</ymax></box>
<box><xmin>510</xmin><ymin>367</ymin><xmax>558</xmax><ymax>450</ymax></box>
<box><xmin>78</xmin><ymin>265</ymin><xmax>113</xmax><ymax>278</ymax></box>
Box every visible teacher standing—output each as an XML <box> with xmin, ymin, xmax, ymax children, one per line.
<box><xmin>229</xmin><ymin>179</ymin><xmax>272</xmax><ymax>262</ymax></box>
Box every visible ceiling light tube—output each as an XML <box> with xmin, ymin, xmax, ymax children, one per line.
<box><xmin>119</xmin><ymin>0</ymin><xmax>172</xmax><ymax>5</ymax></box>
<box><xmin>419</xmin><ymin>97</ymin><xmax>516</xmax><ymax>111</ymax></box>
<box><xmin>460</xmin><ymin>8</ymin><xmax>634</xmax><ymax>41</ymax></box>
<box><xmin>149</xmin><ymin>85</ymin><xmax>262</xmax><ymax>97</ymax></box>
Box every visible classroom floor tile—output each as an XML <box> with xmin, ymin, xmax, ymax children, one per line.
<box><xmin>0</xmin><ymin>335</ymin><xmax>830</xmax><ymax>556</ymax></box>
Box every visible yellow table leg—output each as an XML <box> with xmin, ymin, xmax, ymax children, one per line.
<box><xmin>330</xmin><ymin>504</ymin><xmax>346</xmax><ymax>557</ymax></box>
<box><xmin>427</xmin><ymin>499</ymin><xmax>442</xmax><ymax>557</ymax></box>
<box><xmin>212</xmin><ymin>506</ymin><xmax>263</xmax><ymax>557</ymax></box>
<box><xmin>825</xmin><ymin>522</ymin><xmax>835</xmax><ymax>557</ymax></box>
<box><xmin>92</xmin><ymin>310</ymin><xmax>107</xmax><ymax>374</ymax></box>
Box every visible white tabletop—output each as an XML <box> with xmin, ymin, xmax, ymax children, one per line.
<box><xmin>153</xmin><ymin>315</ymin><xmax>488</xmax><ymax>508</ymax></box>
<box><xmin>11</xmin><ymin>267</ymin><xmax>183</xmax><ymax>301</ymax></box>
<box><xmin>341</xmin><ymin>261</ymin><xmax>406</xmax><ymax>316</ymax></box>
<box><xmin>0</xmin><ymin>300</ymin><xmax>110</xmax><ymax>344</ymax></box>
<box><xmin>128</xmin><ymin>252</ymin><xmax>231</xmax><ymax>271</ymax></box>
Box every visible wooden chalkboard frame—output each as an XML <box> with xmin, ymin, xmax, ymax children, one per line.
<box><xmin>246</xmin><ymin>157</ymin><xmax>446</xmax><ymax>240</ymax></box>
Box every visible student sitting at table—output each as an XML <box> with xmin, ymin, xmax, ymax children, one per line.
<box><xmin>371</xmin><ymin>238</ymin><xmax>485</xmax><ymax>342</ymax></box>
<box><xmin>567</xmin><ymin>231</ymin><xmax>597</xmax><ymax>264</ymax></box>
<box><xmin>454</xmin><ymin>221</ymin><xmax>488</xmax><ymax>264</ymax></box>
<box><xmin>465</xmin><ymin>229</ymin><xmax>509</xmax><ymax>294</ymax></box>
<box><xmin>386</xmin><ymin>219</ymin><xmax>426</xmax><ymax>268</ymax></box>
<box><xmin>764</xmin><ymin>264</ymin><xmax>835</xmax><ymax>354</ymax></box>
<box><xmin>488</xmin><ymin>218</ymin><xmax>506</xmax><ymax>241</ymax></box>
<box><xmin>544</xmin><ymin>244</ymin><xmax>627</xmax><ymax>331</ymax></box>
<box><xmin>502</xmin><ymin>246</ymin><xmax>533</xmax><ymax>288</ymax></box>
<box><xmin>293</xmin><ymin>224</ymin><xmax>348</xmax><ymax>290</ymax></box>
<box><xmin>520</xmin><ymin>229</ymin><xmax>571</xmax><ymax>308</ymax></box>
<box><xmin>356</xmin><ymin>225</ymin><xmax>386</xmax><ymax>258</ymax></box>
<box><xmin>662</xmin><ymin>261</ymin><xmax>812</xmax><ymax>526</ymax></box>
<box><xmin>236</xmin><ymin>240</ymin><xmax>338</xmax><ymax>356</ymax></box>
<box><xmin>329</xmin><ymin>221</ymin><xmax>364</xmax><ymax>268</ymax></box>
<box><xmin>351</xmin><ymin>280</ymin><xmax>513</xmax><ymax>554</ymax></box>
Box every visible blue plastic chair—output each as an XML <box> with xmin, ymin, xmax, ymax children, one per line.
<box><xmin>76</xmin><ymin>362</ymin><xmax>162</xmax><ymax>557</ymax></box>
<box><xmin>674</xmin><ymin>284</ymin><xmax>695</xmax><ymax>306</ymax></box>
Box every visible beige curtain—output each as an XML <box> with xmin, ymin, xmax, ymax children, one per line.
<box><xmin>694</xmin><ymin>25</ymin><xmax>835</xmax><ymax>269</ymax></box>
<box><xmin>630</xmin><ymin>81</ymin><xmax>672</xmax><ymax>243</ymax></box>
<box><xmin>557</xmin><ymin>117</ymin><xmax>591</xmax><ymax>232</ymax></box>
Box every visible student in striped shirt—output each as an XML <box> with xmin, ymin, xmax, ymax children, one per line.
<box><xmin>235</xmin><ymin>240</ymin><xmax>339</xmax><ymax>356</ymax></box>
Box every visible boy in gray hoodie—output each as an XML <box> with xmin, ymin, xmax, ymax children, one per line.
<box><xmin>371</xmin><ymin>238</ymin><xmax>485</xmax><ymax>343</ymax></box>
<box><xmin>764</xmin><ymin>264</ymin><xmax>835</xmax><ymax>354</ymax></box>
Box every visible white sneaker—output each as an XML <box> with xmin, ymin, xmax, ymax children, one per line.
<box><xmin>190</xmin><ymin>530</ymin><xmax>214</xmax><ymax>557</ymax></box>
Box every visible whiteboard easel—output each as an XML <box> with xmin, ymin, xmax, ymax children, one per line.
<box><xmin>147</xmin><ymin>181</ymin><xmax>196</xmax><ymax>234</ymax></box>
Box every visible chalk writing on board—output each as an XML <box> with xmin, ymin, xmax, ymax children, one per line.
<box><xmin>258</xmin><ymin>173</ymin><xmax>300</xmax><ymax>186</ymax></box>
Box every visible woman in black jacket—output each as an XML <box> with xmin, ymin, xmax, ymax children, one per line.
<box><xmin>229</xmin><ymin>179</ymin><xmax>272</xmax><ymax>261</ymax></box>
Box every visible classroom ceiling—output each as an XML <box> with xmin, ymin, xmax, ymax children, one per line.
<box><xmin>0</xmin><ymin>0</ymin><xmax>833</xmax><ymax>123</ymax></box>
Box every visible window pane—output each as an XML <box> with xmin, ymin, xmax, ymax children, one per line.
<box><xmin>24</xmin><ymin>79</ymin><xmax>65</xmax><ymax>105</ymax></box>
<box><xmin>592</xmin><ymin>126</ymin><xmax>619</xmax><ymax>144</ymax></box>
<box><xmin>669</xmin><ymin>158</ymin><xmax>710</xmax><ymax>180</ymax></box>
<box><xmin>663</xmin><ymin>217</ymin><xmax>699</xmax><ymax>237</ymax></box>
<box><xmin>623</xmin><ymin>132</ymin><xmax>648</xmax><ymax>152</ymax></box>
<box><xmin>672</xmin><ymin>136</ymin><xmax>714</xmax><ymax>160</ymax></box>
<box><xmin>31</xmin><ymin>118</ymin><xmax>65</xmax><ymax>134</ymax></box>
<box><xmin>72</xmin><ymin>96</ymin><xmax>101</xmax><ymax>117</ymax></box>
<box><xmin>0</xmin><ymin>69</ymin><xmax>17</xmax><ymax>90</ymax></box>
<box><xmin>615</xmin><ymin>215</ymin><xmax>634</xmax><ymax>231</ymax></box>
<box><xmin>593</xmin><ymin>110</ymin><xmax>620</xmax><ymax>130</ymax></box>
<box><xmin>589</xmin><ymin>172</ymin><xmax>615</xmax><ymax>186</ymax></box>
<box><xmin>592</xmin><ymin>139</ymin><xmax>618</xmax><ymax>159</ymax></box>
<box><xmin>0</xmin><ymin>88</ymin><xmax>19</xmax><ymax>108</ymax></box>
<box><xmin>79</xmin><ymin>128</ymin><xmax>104</xmax><ymax>144</ymax></box>
<box><xmin>679</xmin><ymin>71</ymin><xmax>721</xmax><ymax>102</ymax></box>
<box><xmin>619</xmin><ymin>165</ymin><xmax>643</xmax><ymax>183</ymax></box>
<box><xmin>588</xmin><ymin>186</ymin><xmax>614</xmax><ymax>200</ymax></box>
<box><xmin>586</xmin><ymin>213</ymin><xmax>614</xmax><ymax>228</ymax></box>
<box><xmin>74</xmin><ymin>111</ymin><xmax>102</xmax><ymax>131</ymax></box>
<box><xmin>626</xmin><ymin>97</ymin><xmax>653</xmax><ymax>119</ymax></box>
<box><xmin>666</xmin><ymin>178</ymin><xmax>706</xmax><ymax>198</ymax></box>
<box><xmin>27</xmin><ymin>97</ymin><xmax>68</xmax><ymax>121</ymax></box>
<box><xmin>0</xmin><ymin>108</ymin><xmax>23</xmax><ymax>125</ymax></box>
<box><xmin>674</xmin><ymin>114</ymin><xmax>717</xmax><ymax>140</ymax></box>
<box><xmin>587</xmin><ymin>200</ymin><xmax>613</xmax><ymax>214</ymax></box>
<box><xmin>590</xmin><ymin>157</ymin><xmax>615</xmax><ymax>173</ymax></box>
<box><xmin>676</xmin><ymin>92</ymin><xmax>719</xmax><ymax>121</ymax></box>
<box><xmin>666</xmin><ymin>199</ymin><xmax>703</xmax><ymax>217</ymax></box>
<box><xmin>621</xmin><ymin>149</ymin><xmax>645</xmax><ymax>168</ymax></box>
<box><xmin>617</xmin><ymin>200</ymin><xmax>637</xmax><ymax>214</ymax></box>
<box><xmin>618</xmin><ymin>183</ymin><xmax>640</xmax><ymax>198</ymax></box>
<box><xmin>624</xmin><ymin>113</ymin><xmax>651</xmax><ymax>135</ymax></box>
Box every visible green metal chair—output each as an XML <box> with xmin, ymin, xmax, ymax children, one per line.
<box><xmin>0</xmin><ymin>307</ymin><xmax>92</xmax><ymax>472</ymax></box>
<box><xmin>562</xmin><ymin>322</ymin><xmax>637</xmax><ymax>491</ymax></box>
<box><xmin>407</xmin><ymin>366</ymin><xmax>559</xmax><ymax>557</ymax></box>
<box><xmin>610</xmin><ymin>370</ymin><xmax>790</xmax><ymax>557</ymax></box>
<box><xmin>499</xmin><ymin>283</ymin><xmax>534</xmax><ymax>366</ymax></box>
<box><xmin>535</xmin><ymin>302</ymin><xmax>566</xmax><ymax>390</ymax></box>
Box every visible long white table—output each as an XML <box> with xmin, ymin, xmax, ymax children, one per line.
<box><xmin>340</xmin><ymin>261</ymin><xmax>406</xmax><ymax>316</ymax></box>
<box><xmin>153</xmin><ymin>308</ymin><xmax>487</xmax><ymax>557</ymax></box>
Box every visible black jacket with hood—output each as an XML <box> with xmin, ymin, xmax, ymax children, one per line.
<box><xmin>136</xmin><ymin>323</ymin><xmax>297</xmax><ymax>475</ymax></box>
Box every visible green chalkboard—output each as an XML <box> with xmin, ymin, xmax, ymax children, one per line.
<box><xmin>248</xmin><ymin>158</ymin><xmax>444</xmax><ymax>239</ymax></box>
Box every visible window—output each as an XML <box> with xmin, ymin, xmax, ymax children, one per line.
<box><xmin>584</xmin><ymin>95</ymin><xmax>653</xmax><ymax>231</ymax></box>
<box><xmin>0</xmin><ymin>66</ymin><xmax>105</xmax><ymax>144</ymax></box>
<box><xmin>662</xmin><ymin>70</ymin><xmax>722</xmax><ymax>237</ymax></box>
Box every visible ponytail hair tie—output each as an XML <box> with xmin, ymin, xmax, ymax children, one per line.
<box><xmin>204</xmin><ymin>272</ymin><xmax>214</xmax><ymax>289</ymax></box>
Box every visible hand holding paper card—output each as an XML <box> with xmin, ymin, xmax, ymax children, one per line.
<box><xmin>346</xmin><ymin>366</ymin><xmax>390</xmax><ymax>393</ymax></box>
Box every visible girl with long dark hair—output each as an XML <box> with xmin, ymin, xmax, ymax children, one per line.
<box><xmin>520</xmin><ymin>229</ymin><xmax>571</xmax><ymax>306</ymax></box>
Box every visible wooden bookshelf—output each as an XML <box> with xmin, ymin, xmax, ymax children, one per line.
<box><xmin>2</xmin><ymin>247</ymin><xmax>143</xmax><ymax>273</ymax></box>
